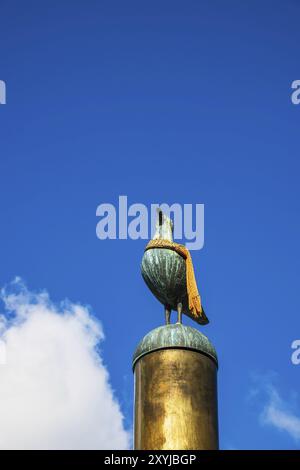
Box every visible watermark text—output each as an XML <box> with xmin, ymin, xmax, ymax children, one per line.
<box><xmin>291</xmin><ymin>340</ymin><xmax>300</xmax><ymax>365</ymax></box>
<box><xmin>96</xmin><ymin>196</ymin><xmax>204</xmax><ymax>250</ymax></box>
<box><xmin>291</xmin><ymin>80</ymin><xmax>300</xmax><ymax>105</ymax></box>
<box><xmin>0</xmin><ymin>340</ymin><xmax>7</xmax><ymax>365</ymax></box>
<box><xmin>0</xmin><ymin>80</ymin><xmax>6</xmax><ymax>104</ymax></box>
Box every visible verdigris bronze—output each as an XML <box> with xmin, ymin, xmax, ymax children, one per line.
<box><xmin>141</xmin><ymin>209</ymin><xmax>208</xmax><ymax>325</ymax></box>
<box><xmin>133</xmin><ymin>323</ymin><xmax>218</xmax><ymax>369</ymax></box>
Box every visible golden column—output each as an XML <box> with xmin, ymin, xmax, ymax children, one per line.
<box><xmin>133</xmin><ymin>323</ymin><xmax>218</xmax><ymax>450</ymax></box>
<box><xmin>136</xmin><ymin>209</ymin><xmax>218</xmax><ymax>450</ymax></box>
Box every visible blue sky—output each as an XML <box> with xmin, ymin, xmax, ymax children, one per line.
<box><xmin>0</xmin><ymin>0</ymin><xmax>300</xmax><ymax>449</ymax></box>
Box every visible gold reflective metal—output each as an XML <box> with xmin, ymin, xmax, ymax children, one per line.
<box><xmin>134</xmin><ymin>349</ymin><xmax>218</xmax><ymax>450</ymax></box>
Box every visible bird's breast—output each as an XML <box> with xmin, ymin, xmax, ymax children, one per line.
<box><xmin>141</xmin><ymin>248</ymin><xmax>187</xmax><ymax>309</ymax></box>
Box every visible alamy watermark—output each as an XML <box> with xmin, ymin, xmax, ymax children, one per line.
<box><xmin>96</xmin><ymin>196</ymin><xmax>204</xmax><ymax>250</ymax></box>
<box><xmin>0</xmin><ymin>80</ymin><xmax>6</xmax><ymax>104</ymax></box>
<box><xmin>0</xmin><ymin>340</ymin><xmax>7</xmax><ymax>365</ymax></box>
<box><xmin>291</xmin><ymin>80</ymin><xmax>300</xmax><ymax>105</ymax></box>
<box><xmin>291</xmin><ymin>340</ymin><xmax>300</xmax><ymax>365</ymax></box>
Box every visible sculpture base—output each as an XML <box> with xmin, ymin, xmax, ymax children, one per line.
<box><xmin>132</xmin><ymin>324</ymin><xmax>218</xmax><ymax>450</ymax></box>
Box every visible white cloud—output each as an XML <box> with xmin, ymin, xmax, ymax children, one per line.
<box><xmin>0</xmin><ymin>278</ymin><xmax>130</xmax><ymax>450</ymax></box>
<box><xmin>259</xmin><ymin>381</ymin><xmax>300</xmax><ymax>443</ymax></box>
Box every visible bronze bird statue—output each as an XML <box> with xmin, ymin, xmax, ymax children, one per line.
<box><xmin>141</xmin><ymin>209</ymin><xmax>209</xmax><ymax>326</ymax></box>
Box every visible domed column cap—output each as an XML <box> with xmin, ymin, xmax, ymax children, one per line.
<box><xmin>133</xmin><ymin>323</ymin><xmax>218</xmax><ymax>369</ymax></box>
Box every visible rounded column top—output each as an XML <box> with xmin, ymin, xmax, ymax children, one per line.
<box><xmin>133</xmin><ymin>323</ymin><xmax>218</xmax><ymax>369</ymax></box>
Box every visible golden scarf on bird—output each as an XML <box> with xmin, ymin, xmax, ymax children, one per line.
<box><xmin>145</xmin><ymin>239</ymin><xmax>203</xmax><ymax>320</ymax></box>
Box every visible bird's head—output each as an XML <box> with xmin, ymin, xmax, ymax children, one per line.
<box><xmin>153</xmin><ymin>209</ymin><xmax>174</xmax><ymax>241</ymax></box>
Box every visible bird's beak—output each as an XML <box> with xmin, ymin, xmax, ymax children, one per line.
<box><xmin>157</xmin><ymin>209</ymin><xmax>163</xmax><ymax>226</ymax></box>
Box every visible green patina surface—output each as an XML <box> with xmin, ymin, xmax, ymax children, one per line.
<box><xmin>133</xmin><ymin>323</ymin><xmax>218</xmax><ymax>369</ymax></box>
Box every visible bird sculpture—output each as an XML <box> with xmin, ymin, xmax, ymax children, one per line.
<box><xmin>141</xmin><ymin>209</ymin><xmax>209</xmax><ymax>326</ymax></box>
